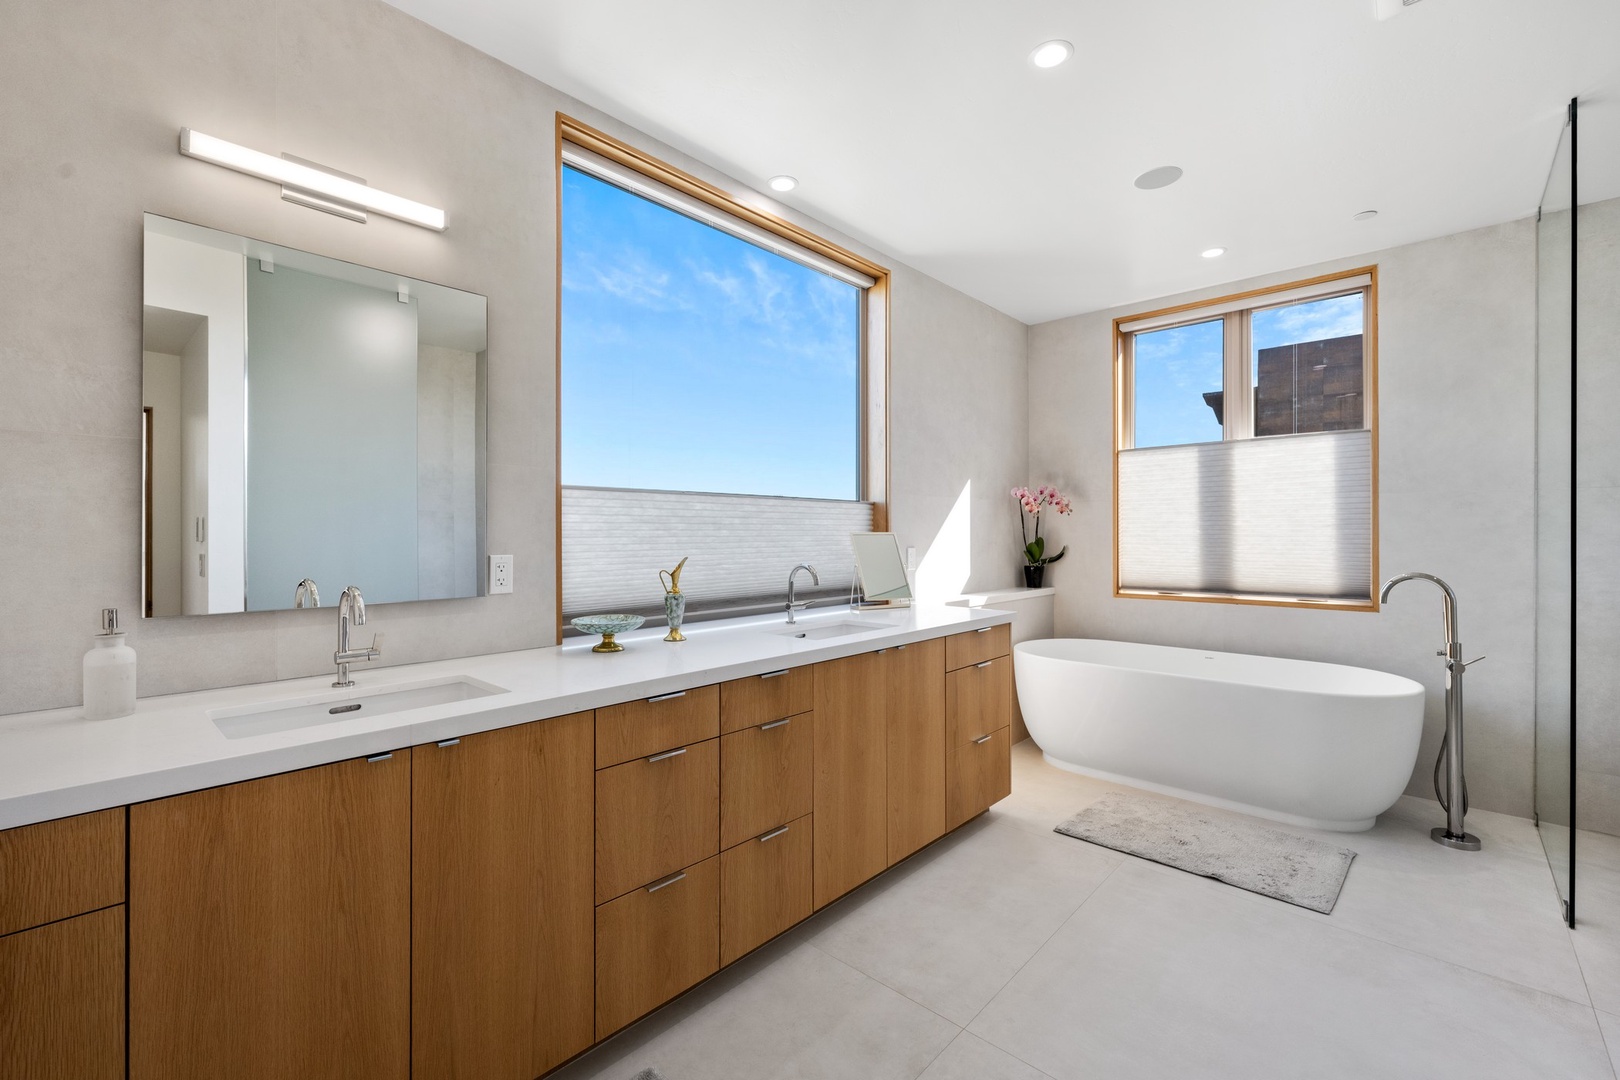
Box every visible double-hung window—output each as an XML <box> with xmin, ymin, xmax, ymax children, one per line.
<box><xmin>1114</xmin><ymin>268</ymin><xmax>1378</xmax><ymax>608</ymax></box>
<box><xmin>558</xmin><ymin>117</ymin><xmax>889</xmax><ymax>626</ymax></box>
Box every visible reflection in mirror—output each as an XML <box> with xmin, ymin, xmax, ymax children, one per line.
<box><xmin>141</xmin><ymin>215</ymin><xmax>487</xmax><ymax>616</ymax></box>
<box><xmin>851</xmin><ymin>532</ymin><xmax>913</xmax><ymax>605</ymax></box>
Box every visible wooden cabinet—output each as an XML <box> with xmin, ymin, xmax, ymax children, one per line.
<box><xmin>130</xmin><ymin>752</ymin><xmax>411</xmax><ymax>1080</ymax></box>
<box><xmin>945</xmin><ymin>623</ymin><xmax>1011</xmax><ymax>671</ymax></box>
<box><xmin>720</xmin><ymin>666</ymin><xmax>812</xmax><ymax>733</ymax></box>
<box><xmin>813</xmin><ymin>650</ymin><xmax>890</xmax><ymax>908</ymax></box>
<box><xmin>596</xmin><ymin>737</ymin><xmax>720</xmax><ymax>903</ymax></box>
<box><xmin>886</xmin><ymin>639</ymin><xmax>947</xmax><ymax>863</ymax></box>
<box><xmin>720</xmin><ymin>814</ymin><xmax>812</xmax><ymax>966</ymax></box>
<box><xmin>0</xmin><ymin>807</ymin><xmax>124</xmax><ymax>937</ymax></box>
<box><xmin>0</xmin><ymin>903</ymin><xmax>124</xmax><ymax>1080</ymax></box>
<box><xmin>596</xmin><ymin>854</ymin><xmax>720</xmax><ymax>1038</ymax></box>
<box><xmin>412</xmin><ymin>713</ymin><xmax>595</xmax><ymax>1080</ymax></box>
<box><xmin>597</xmin><ymin>685</ymin><xmax>719</xmax><ymax>768</ymax></box>
<box><xmin>720</xmin><ymin>711</ymin><xmax>813</xmax><ymax>849</ymax></box>
<box><xmin>947</xmin><ymin>727</ymin><xmax>1013</xmax><ymax>830</ymax></box>
<box><xmin>946</xmin><ymin>654</ymin><xmax>1015</xmax><ymax>747</ymax></box>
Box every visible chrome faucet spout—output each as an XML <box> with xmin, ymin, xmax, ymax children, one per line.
<box><xmin>333</xmin><ymin>586</ymin><xmax>381</xmax><ymax>687</ymax></box>
<box><xmin>786</xmin><ymin>564</ymin><xmax>820</xmax><ymax>625</ymax></box>
<box><xmin>294</xmin><ymin>578</ymin><xmax>321</xmax><ymax>609</ymax></box>
<box><xmin>1380</xmin><ymin>571</ymin><xmax>1458</xmax><ymax>656</ymax></box>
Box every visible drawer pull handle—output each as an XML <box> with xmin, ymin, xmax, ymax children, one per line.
<box><xmin>647</xmin><ymin>690</ymin><xmax>687</xmax><ymax>703</ymax></box>
<box><xmin>760</xmin><ymin>669</ymin><xmax>790</xmax><ymax>680</ymax></box>
<box><xmin>366</xmin><ymin>752</ymin><xmax>393</xmax><ymax>763</ymax></box>
<box><xmin>758</xmin><ymin>825</ymin><xmax>791</xmax><ymax>842</ymax></box>
<box><xmin>646</xmin><ymin>870</ymin><xmax>687</xmax><ymax>893</ymax></box>
<box><xmin>436</xmin><ymin>738</ymin><xmax>461</xmax><ymax>748</ymax></box>
<box><xmin>760</xmin><ymin>718</ymin><xmax>792</xmax><ymax>731</ymax></box>
<box><xmin>973</xmin><ymin>733</ymin><xmax>994</xmax><ymax>745</ymax></box>
<box><xmin>975</xmin><ymin>660</ymin><xmax>994</xmax><ymax>669</ymax></box>
<box><xmin>975</xmin><ymin>626</ymin><xmax>993</xmax><ymax>633</ymax></box>
<box><xmin>647</xmin><ymin>747</ymin><xmax>688</xmax><ymax>763</ymax></box>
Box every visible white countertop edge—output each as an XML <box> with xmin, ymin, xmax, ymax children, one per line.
<box><xmin>0</xmin><ymin>604</ymin><xmax>1013</xmax><ymax>830</ymax></box>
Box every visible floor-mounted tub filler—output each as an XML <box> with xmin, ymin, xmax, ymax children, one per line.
<box><xmin>1014</xmin><ymin>639</ymin><xmax>1425</xmax><ymax>832</ymax></box>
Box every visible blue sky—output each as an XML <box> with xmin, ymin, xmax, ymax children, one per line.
<box><xmin>561</xmin><ymin>166</ymin><xmax>861</xmax><ymax>500</ymax></box>
<box><xmin>1134</xmin><ymin>293</ymin><xmax>1364</xmax><ymax>447</ymax></box>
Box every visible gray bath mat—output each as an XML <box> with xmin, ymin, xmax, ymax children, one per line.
<box><xmin>1055</xmin><ymin>792</ymin><xmax>1357</xmax><ymax>913</ymax></box>
<box><xmin>629</xmin><ymin>1070</ymin><xmax>667</xmax><ymax>1080</ymax></box>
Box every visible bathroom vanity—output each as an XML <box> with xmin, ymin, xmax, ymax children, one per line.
<box><xmin>0</xmin><ymin>606</ymin><xmax>1013</xmax><ymax>1080</ymax></box>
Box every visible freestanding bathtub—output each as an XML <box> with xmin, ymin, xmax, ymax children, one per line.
<box><xmin>1014</xmin><ymin>639</ymin><xmax>1425</xmax><ymax>832</ymax></box>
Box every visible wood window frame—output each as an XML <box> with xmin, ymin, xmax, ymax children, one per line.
<box><xmin>553</xmin><ymin>114</ymin><xmax>891</xmax><ymax>637</ymax></box>
<box><xmin>1111</xmin><ymin>265</ymin><xmax>1381</xmax><ymax>612</ymax></box>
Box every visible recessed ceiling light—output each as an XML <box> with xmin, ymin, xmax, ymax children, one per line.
<box><xmin>1354</xmin><ymin>209</ymin><xmax>1379</xmax><ymax>221</ymax></box>
<box><xmin>1134</xmin><ymin>165</ymin><xmax>1183</xmax><ymax>190</ymax></box>
<box><xmin>768</xmin><ymin>175</ymin><xmax>798</xmax><ymax>193</ymax></box>
<box><xmin>1201</xmin><ymin>247</ymin><xmax>1226</xmax><ymax>259</ymax></box>
<box><xmin>1029</xmin><ymin>40</ymin><xmax>1073</xmax><ymax>68</ymax></box>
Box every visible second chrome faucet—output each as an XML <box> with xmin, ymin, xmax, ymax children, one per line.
<box><xmin>786</xmin><ymin>564</ymin><xmax>820</xmax><ymax>624</ymax></box>
<box><xmin>333</xmin><ymin>586</ymin><xmax>382</xmax><ymax>687</ymax></box>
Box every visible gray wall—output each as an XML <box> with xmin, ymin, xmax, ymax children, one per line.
<box><xmin>1028</xmin><ymin>219</ymin><xmax>1540</xmax><ymax>816</ymax></box>
<box><xmin>0</xmin><ymin>0</ymin><xmax>1028</xmax><ymax>713</ymax></box>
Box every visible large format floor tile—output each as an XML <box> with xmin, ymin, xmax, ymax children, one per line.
<box><xmin>549</xmin><ymin>940</ymin><xmax>958</xmax><ymax>1080</ymax></box>
<box><xmin>809</xmin><ymin>815</ymin><xmax>1119</xmax><ymax>1024</ymax></box>
<box><xmin>968</xmin><ymin>859</ymin><xmax>1614</xmax><ymax>1080</ymax></box>
<box><xmin>916</xmin><ymin>1032</ymin><xmax>1055</xmax><ymax>1080</ymax></box>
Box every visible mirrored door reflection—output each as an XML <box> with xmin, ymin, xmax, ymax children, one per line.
<box><xmin>1534</xmin><ymin>105</ymin><xmax>1574</xmax><ymax>923</ymax></box>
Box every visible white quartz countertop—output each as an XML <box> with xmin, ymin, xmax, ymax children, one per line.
<box><xmin>0</xmin><ymin>604</ymin><xmax>1012</xmax><ymax>830</ymax></box>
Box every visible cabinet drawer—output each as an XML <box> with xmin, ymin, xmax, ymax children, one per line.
<box><xmin>720</xmin><ymin>815</ymin><xmax>812</xmax><ymax>967</ymax></box>
<box><xmin>947</xmin><ymin>727</ymin><xmax>1012</xmax><ymax>830</ymax></box>
<box><xmin>0</xmin><ymin>807</ymin><xmax>124</xmax><ymax>937</ymax></box>
<box><xmin>945</xmin><ymin>623</ymin><xmax>1011</xmax><ymax>671</ymax></box>
<box><xmin>595</xmin><ymin>854</ymin><xmax>719</xmax><ymax>1039</ymax></box>
<box><xmin>596</xmin><ymin>738</ymin><xmax>719</xmax><ymax>904</ymax></box>
<box><xmin>0</xmin><ymin>906</ymin><xmax>124</xmax><ymax>1080</ymax></box>
<box><xmin>720</xmin><ymin>712</ymin><xmax>813</xmax><ymax>849</ymax></box>
<box><xmin>946</xmin><ymin>655</ymin><xmax>1015</xmax><ymax>748</ymax></box>
<box><xmin>597</xmin><ymin>685</ymin><xmax>719</xmax><ymax>769</ymax></box>
<box><xmin>720</xmin><ymin>666</ymin><xmax>812</xmax><ymax>734</ymax></box>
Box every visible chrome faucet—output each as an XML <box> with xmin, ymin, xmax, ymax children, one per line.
<box><xmin>786</xmin><ymin>564</ymin><xmax>820</xmax><ymax>624</ymax></box>
<box><xmin>333</xmin><ymin>586</ymin><xmax>382</xmax><ymax>688</ymax></box>
<box><xmin>1381</xmin><ymin>572</ymin><xmax>1483</xmax><ymax>851</ymax></box>
<box><xmin>294</xmin><ymin>578</ymin><xmax>320</xmax><ymax>608</ymax></box>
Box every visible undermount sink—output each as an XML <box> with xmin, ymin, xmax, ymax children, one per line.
<box><xmin>765</xmin><ymin>619</ymin><xmax>888</xmax><ymax>641</ymax></box>
<box><xmin>210</xmin><ymin>676</ymin><xmax>504</xmax><ymax>740</ymax></box>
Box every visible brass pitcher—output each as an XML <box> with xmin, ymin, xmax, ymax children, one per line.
<box><xmin>659</xmin><ymin>557</ymin><xmax>688</xmax><ymax>642</ymax></box>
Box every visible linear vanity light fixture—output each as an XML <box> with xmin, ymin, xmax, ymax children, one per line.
<box><xmin>178</xmin><ymin>129</ymin><xmax>446</xmax><ymax>232</ymax></box>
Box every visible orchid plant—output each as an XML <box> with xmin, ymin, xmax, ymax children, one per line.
<box><xmin>1012</xmin><ymin>485</ymin><xmax>1074</xmax><ymax>567</ymax></box>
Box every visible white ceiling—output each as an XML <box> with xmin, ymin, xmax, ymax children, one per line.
<box><xmin>384</xmin><ymin>0</ymin><xmax>1620</xmax><ymax>325</ymax></box>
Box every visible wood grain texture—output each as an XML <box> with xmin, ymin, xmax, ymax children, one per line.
<box><xmin>886</xmin><ymin>639</ymin><xmax>946</xmax><ymax>864</ymax></box>
<box><xmin>947</xmin><ymin>727</ymin><xmax>1013</xmax><ymax>831</ymax></box>
<box><xmin>0</xmin><ymin>807</ymin><xmax>124</xmax><ymax>937</ymax></box>
<box><xmin>412</xmin><ymin>713</ymin><xmax>594</xmax><ymax>1080</ymax></box>
<box><xmin>944</xmin><ymin>624</ymin><xmax>1012</xmax><ymax>671</ymax></box>
<box><xmin>812</xmin><ymin>652</ymin><xmax>888</xmax><ymax>909</ymax></box>
<box><xmin>596</xmin><ymin>684</ymin><xmax>719</xmax><ymax>768</ymax></box>
<box><xmin>0</xmin><ymin>906</ymin><xmax>124</xmax><ymax>1080</ymax></box>
<box><xmin>720</xmin><ymin>711</ymin><xmax>813</xmax><ymax>849</ymax></box>
<box><xmin>129</xmin><ymin>753</ymin><xmax>411</xmax><ymax>1080</ymax></box>
<box><xmin>596</xmin><ymin>737</ymin><xmax>719</xmax><ymax>904</ymax></box>
<box><xmin>595</xmin><ymin>853</ymin><xmax>719</xmax><ymax>1039</ymax></box>
<box><xmin>720</xmin><ymin>814</ymin><xmax>812</xmax><ymax>966</ymax></box>
<box><xmin>946</xmin><ymin>655</ymin><xmax>1015</xmax><ymax>748</ymax></box>
<box><xmin>719</xmin><ymin>665</ymin><xmax>812</xmax><ymax>734</ymax></box>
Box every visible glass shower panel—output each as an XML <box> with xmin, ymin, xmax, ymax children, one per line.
<box><xmin>1534</xmin><ymin>107</ymin><xmax>1574</xmax><ymax>924</ymax></box>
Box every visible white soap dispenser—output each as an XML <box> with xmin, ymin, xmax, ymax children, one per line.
<box><xmin>83</xmin><ymin>608</ymin><xmax>136</xmax><ymax>720</ymax></box>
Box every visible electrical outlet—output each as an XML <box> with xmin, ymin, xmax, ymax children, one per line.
<box><xmin>489</xmin><ymin>554</ymin><xmax>514</xmax><ymax>594</ymax></box>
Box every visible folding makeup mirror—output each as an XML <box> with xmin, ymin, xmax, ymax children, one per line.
<box><xmin>850</xmin><ymin>532</ymin><xmax>912</xmax><ymax>606</ymax></box>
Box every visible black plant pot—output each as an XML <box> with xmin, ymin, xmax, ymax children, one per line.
<box><xmin>1023</xmin><ymin>564</ymin><xmax>1045</xmax><ymax>589</ymax></box>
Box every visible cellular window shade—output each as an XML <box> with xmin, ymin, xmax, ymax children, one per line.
<box><xmin>562</xmin><ymin>486</ymin><xmax>873</xmax><ymax>618</ymax></box>
<box><xmin>1117</xmin><ymin>430</ymin><xmax>1373</xmax><ymax>600</ymax></box>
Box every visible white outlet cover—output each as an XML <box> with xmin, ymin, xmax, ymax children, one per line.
<box><xmin>489</xmin><ymin>554</ymin><xmax>514</xmax><ymax>594</ymax></box>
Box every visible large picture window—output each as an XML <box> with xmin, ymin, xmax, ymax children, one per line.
<box><xmin>1114</xmin><ymin>268</ymin><xmax>1378</xmax><ymax>608</ymax></box>
<box><xmin>557</xmin><ymin>118</ymin><xmax>889</xmax><ymax>623</ymax></box>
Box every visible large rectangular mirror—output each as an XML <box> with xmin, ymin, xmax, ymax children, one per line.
<box><xmin>141</xmin><ymin>214</ymin><xmax>487</xmax><ymax>616</ymax></box>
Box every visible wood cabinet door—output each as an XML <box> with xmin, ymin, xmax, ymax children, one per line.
<box><xmin>720</xmin><ymin>711</ymin><xmax>813</xmax><ymax>850</ymax></box>
<box><xmin>946</xmin><ymin>655</ymin><xmax>1015</xmax><ymax>748</ymax></box>
<box><xmin>720</xmin><ymin>815</ymin><xmax>812</xmax><ymax>966</ymax></box>
<box><xmin>885</xmin><ymin>638</ymin><xmax>947</xmax><ymax>863</ymax></box>
<box><xmin>595</xmin><ymin>854</ymin><xmax>719</xmax><ymax>1039</ymax></box>
<box><xmin>412</xmin><ymin>713</ymin><xmax>595</xmax><ymax>1080</ymax></box>
<box><xmin>130</xmin><ymin>752</ymin><xmax>412</xmax><ymax>1080</ymax></box>
<box><xmin>596</xmin><ymin>738</ymin><xmax>720</xmax><ymax>903</ymax></box>
<box><xmin>0</xmin><ymin>906</ymin><xmax>124</xmax><ymax>1080</ymax></box>
<box><xmin>812</xmin><ymin>651</ymin><xmax>889</xmax><ymax>908</ymax></box>
<box><xmin>947</xmin><ymin>727</ymin><xmax>1013</xmax><ymax>830</ymax></box>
